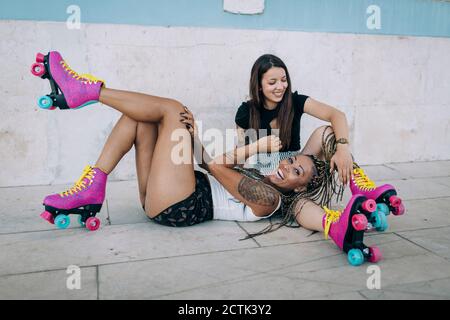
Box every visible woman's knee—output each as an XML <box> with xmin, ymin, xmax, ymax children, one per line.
<box><xmin>117</xmin><ymin>114</ymin><xmax>139</xmax><ymax>129</ymax></box>
<box><xmin>162</xmin><ymin>99</ymin><xmax>186</xmax><ymax>118</ymax></box>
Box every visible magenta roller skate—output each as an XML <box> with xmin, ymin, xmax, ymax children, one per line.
<box><xmin>31</xmin><ymin>51</ymin><xmax>104</xmax><ymax>110</ymax></box>
<box><xmin>323</xmin><ymin>194</ymin><xmax>382</xmax><ymax>266</ymax></box>
<box><xmin>40</xmin><ymin>166</ymin><xmax>107</xmax><ymax>231</ymax></box>
<box><xmin>351</xmin><ymin>167</ymin><xmax>405</xmax><ymax>219</ymax></box>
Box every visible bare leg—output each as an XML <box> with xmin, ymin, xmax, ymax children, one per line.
<box><xmin>98</xmin><ymin>87</ymin><xmax>196</xmax><ymax>217</ymax></box>
<box><xmin>95</xmin><ymin>115</ymin><xmax>138</xmax><ymax>174</ymax></box>
<box><xmin>99</xmin><ymin>88</ymin><xmax>178</xmax><ymax>123</ymax></box>
<box><xmin>134</xmin><ymin>122</ymin><xmax>158</xmax><ymax>206</ymax></box>
<box><xmin>94</xmin><ymin>113</ymin><xmax>158</xmax><ymax>208</ymax></box>
<box><xmin>300</xmin><ymin>125</ymin><xmax>334</xmax><ymax>160</ymax></box>
<box><xmin>143</xmin><ymin>109</ymin><xmax>194</xmax><ymax>217</ymax></box>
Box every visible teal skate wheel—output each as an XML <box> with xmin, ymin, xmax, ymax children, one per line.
<box><xmin>377</xmin><ymin>203</ymin><xmax>390</xmax><ymax>216</ymax></box>
<box><xmin>379</xmin><ymin>216</ymin><xmax>389</xmax><ymax>232</ymax></box>
<box><xmin>38</xmin><ymin>96</ymin><xmax>53</xmax><ymax>109</ymax></box>
<box><xmin>371</xmin><ymin>211</ymin><xmax>381</xmax><ymax>228</ymax></box>
<box><xmin>54</xmin><ymin>215</ymin><xmax>70</xmax><ymax>229</ymax></box>
<box><xmin>347</xmin><ymin>249</ymin><xmax>364</xmax><ymax>266</ymax></box>
<box><xmin>374</xmin><ymin>212</ymin><xmax>388</xmax><ymax>232</ymax></box>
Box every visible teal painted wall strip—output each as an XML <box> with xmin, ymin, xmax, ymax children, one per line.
<box><xmin>0</xmin><ymin>0</ymin><xmax>449</xmax><ymax>38</ymax></box>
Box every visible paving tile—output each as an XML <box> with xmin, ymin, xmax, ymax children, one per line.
<box><xmin>359</xmin><ymin>277</ymin><xmax>450</xmax><ymax>300</ymax></box>
<box><xmin>98</xmin><ymin>242</ymin><xmax>355</xmax><ymax>300</ymax></box>
<box><xmin>160</xmin><ymin>273</ymin><xmax>357</xmax><ymax>300</ymax></box>
<box><xmin>0</xmin><ymin>221</ymin><xmax>254</xmax><ymax>277</ymax></box>
<box><xmin>0</xmin><ymin>184</ymin><xmax>109</xmax><ymax>235</ymax></box>
<box><xmin>2</xmin><ymin>160</ymin><xmax>450</xmax><ymax>300</ymax></box>
<box><xmin>397</xmin><ymin>226</ymin><xmax>450</xmax><ymax>260</ymax></box>
<box><xmin>305</xmin><ymin>291</ymin><xmax>366</xmax><ymax>300</ymax></box>
<box><xmin>99</xmin><ymin>250</ymin><xmax>257</xmax><ymax>300</ymax></box>
<box><xmin>386</xmin><ymin>161</ymin><xmax>450</xmax><ymax>179</ymax></box>
<box><xmin>99</xmin><ymin>232</ymin><xmax>450</xmax><ymax>299</ymax></box>
<box><xmin>359</xmin><ymin>165</ymin><xmax>409</xmax><ymax>181</ymax></box>
<box><xmin>152</xmin><ymin>234</ymin><xmax>450</xmax><ymax>299</ymax></box>
<box><xmin>434</xmin><ymin>177</ymin><xmax>450</xmax><ymax>188</ymax></box>
<box><xmin>373</xmin><ymin>177</ymin><xmax>450</xmax><ymax>201</ymax></box>
<box><xmin>0</xmin><ymin>267</ymin><xmax>97</xmax><ymax>300</ymax></box>
<box><xmin>237</xmin><ymin>219</ymin><xmax>323</xmax><ymax>247</ymax></box>
<box><xmin>385</xmin><ymin>198</ymin><xmax>450</xmax><ymax>232</ymax></box>
<box><xmin>267</xmin><ymin>234</ymin><xmax>450</xmax><ymax>292</ymax></box>
<box><xmin>360</xmin><ymin>290</ymin><xmax>446</xmax><ymax>300</ymax></box>
<box><xmin>105</xmin><ymin>180</ymin><xmax>149</xmax><ymax>225</ymax></box>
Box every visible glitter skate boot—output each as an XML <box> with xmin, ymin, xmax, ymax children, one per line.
<box><xmin>350</xmin><ymin>166</ymin><xmax>405</xmax><ymax>220</ymax></box>
<box><xmin>40</xmin><ymin>166</ymin><xmax>107</xmax><ymax>231</ymax></box>
<box><xmin>31</xmin><ymin>51</ymin><xmax>104</xmax><ymax>110</ymax></box>
<box><xmin>323</xmin><ymin>194</ymin><xmax>382</xmax><ymax>266</ymax></box>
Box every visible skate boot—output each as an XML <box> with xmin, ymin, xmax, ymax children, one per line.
<box><xmin>351</xmin><ymin>166</ymin><xmax>405</xmax><ymax>218</ymax></box>
<box><xmin>31</xmin><ymin>51</ymin><xmax>104</xmax><ymax>110</ymax></box>
<box><xmin>323</xmin><ymin>194</ymin><xmax>382</xmax><ymax>266</ymax></box>
<box><xmin>40</xmin><ymin>165</ymin><xmax>107</xmax><ymax>231</ymax></box>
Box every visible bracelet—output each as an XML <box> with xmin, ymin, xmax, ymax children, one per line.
<box><xmin>336</xmin><ymin>138</ymin><xmax>349</xmax><ymax>145</ymax></box>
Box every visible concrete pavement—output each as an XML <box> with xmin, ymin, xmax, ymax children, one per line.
<box><xmin>1</xmin><ymin>160</ymin><xmax>450</xmax><ymax>300</ymax></box>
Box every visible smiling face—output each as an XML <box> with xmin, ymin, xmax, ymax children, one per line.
<box><xmin>267</xmin><ymin>155</ymin><xmax>316</xmax><ymax>193</ymax></box>
<box><xmin>260</xmin><ymin>67</ymin><xmax>289</xmax><ymax>109</ymax></box>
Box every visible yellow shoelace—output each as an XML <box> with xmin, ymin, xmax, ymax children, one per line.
<box><xmin>60</xmin><ymin>165</ymin><xmax>95</xmax><ymax>197</ymax></box>
<box><xmin>353</xmin><ymin>168</ymin><xmax>376</xmax><ymax>191</ymax></box>
<box><xmin>80</xmin><ymin>73</ymin><xmax>105</xmax><ymax>84</ymax></box>
<box><xmin>323</xmin><ymin>206</ymin><xmax>342</xmax><ymax>240</ymax></box>
<box><xmin>60</xmin><ymin>60</ymin><xmax>105</xmax><ymax>85</ymax></box>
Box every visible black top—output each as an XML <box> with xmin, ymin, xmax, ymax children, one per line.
<box><xmin>235</xmin><ymin>91</ymin><xmax>309</xmax><ymax>151</ymax></box>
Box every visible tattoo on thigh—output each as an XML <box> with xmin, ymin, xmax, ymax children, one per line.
<box><xmin>238</xmin><ymin>176</ymin><xmax>278</xmax><ymax>207</ymax></box>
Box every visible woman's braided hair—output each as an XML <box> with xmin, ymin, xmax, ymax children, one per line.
<box><xmin>235</xmin><ymin>126</ymin><xmax>344</xmax><ymax>239</ymax></box>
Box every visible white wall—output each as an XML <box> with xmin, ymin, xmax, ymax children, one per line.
<box><xmin>1</xmin><ymin>20</ymin><xmax>449</xmax><ymax>187</ymax></box>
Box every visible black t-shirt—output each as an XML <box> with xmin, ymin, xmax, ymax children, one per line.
<box><xmin>235</xmin><ymin>91</ymin><xmax>309</xmax><ymax>151</ymax></box>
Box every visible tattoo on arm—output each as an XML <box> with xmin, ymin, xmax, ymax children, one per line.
<box><xmin>237</xmin><ymin>176</ymin><xmax>279</xmax><ymax>207</ymax></box>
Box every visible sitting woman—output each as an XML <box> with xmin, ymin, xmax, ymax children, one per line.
<box><xmin>36</xmin><ymin>51</ymin><xmax>399</xmax><ymax>266</ymax></box>
<box><xmin>235</xmin><ymin>54</ymin><xmax>352</xmax><ymax>183</ymax></box>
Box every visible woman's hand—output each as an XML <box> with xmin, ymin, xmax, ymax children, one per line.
<box><xmin>255</xmin><ymin>135</ymin><xmax>283</xmax><ymax>153</ymax></box>
<box><xmin>330</xmin><ymin>145</ymin><xmax>354</xmax><ymax>185</ymax></box>
<box><xmin>180</xmin><ymin>106</ymin><xmax>198</xmax><ymax>138</ymax></box>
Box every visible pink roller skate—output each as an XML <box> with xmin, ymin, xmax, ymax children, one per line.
<box><xmin>31</xmin><ymin>51</ymin><xmax>104</xmax><ymax>110</ymax></box>
<box><xmin>350</xmin><ymin>167</ymin><xmax>405</xmax><ymax>220</ymax></box>
<box><xmin>323</xmin><ymin>194</ymin><xmax>382</xmax><ymax>266</ymax></box>
<box><xmin>40</xmin><ymin>166</ymin><xmax>107</xmax><ymax>231</ymax></box>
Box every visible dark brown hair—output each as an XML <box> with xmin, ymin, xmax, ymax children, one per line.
<box><xmin>249</xmin><ymin>54</ymin><xmax>294</xmax><ymax>151</ymax></box>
